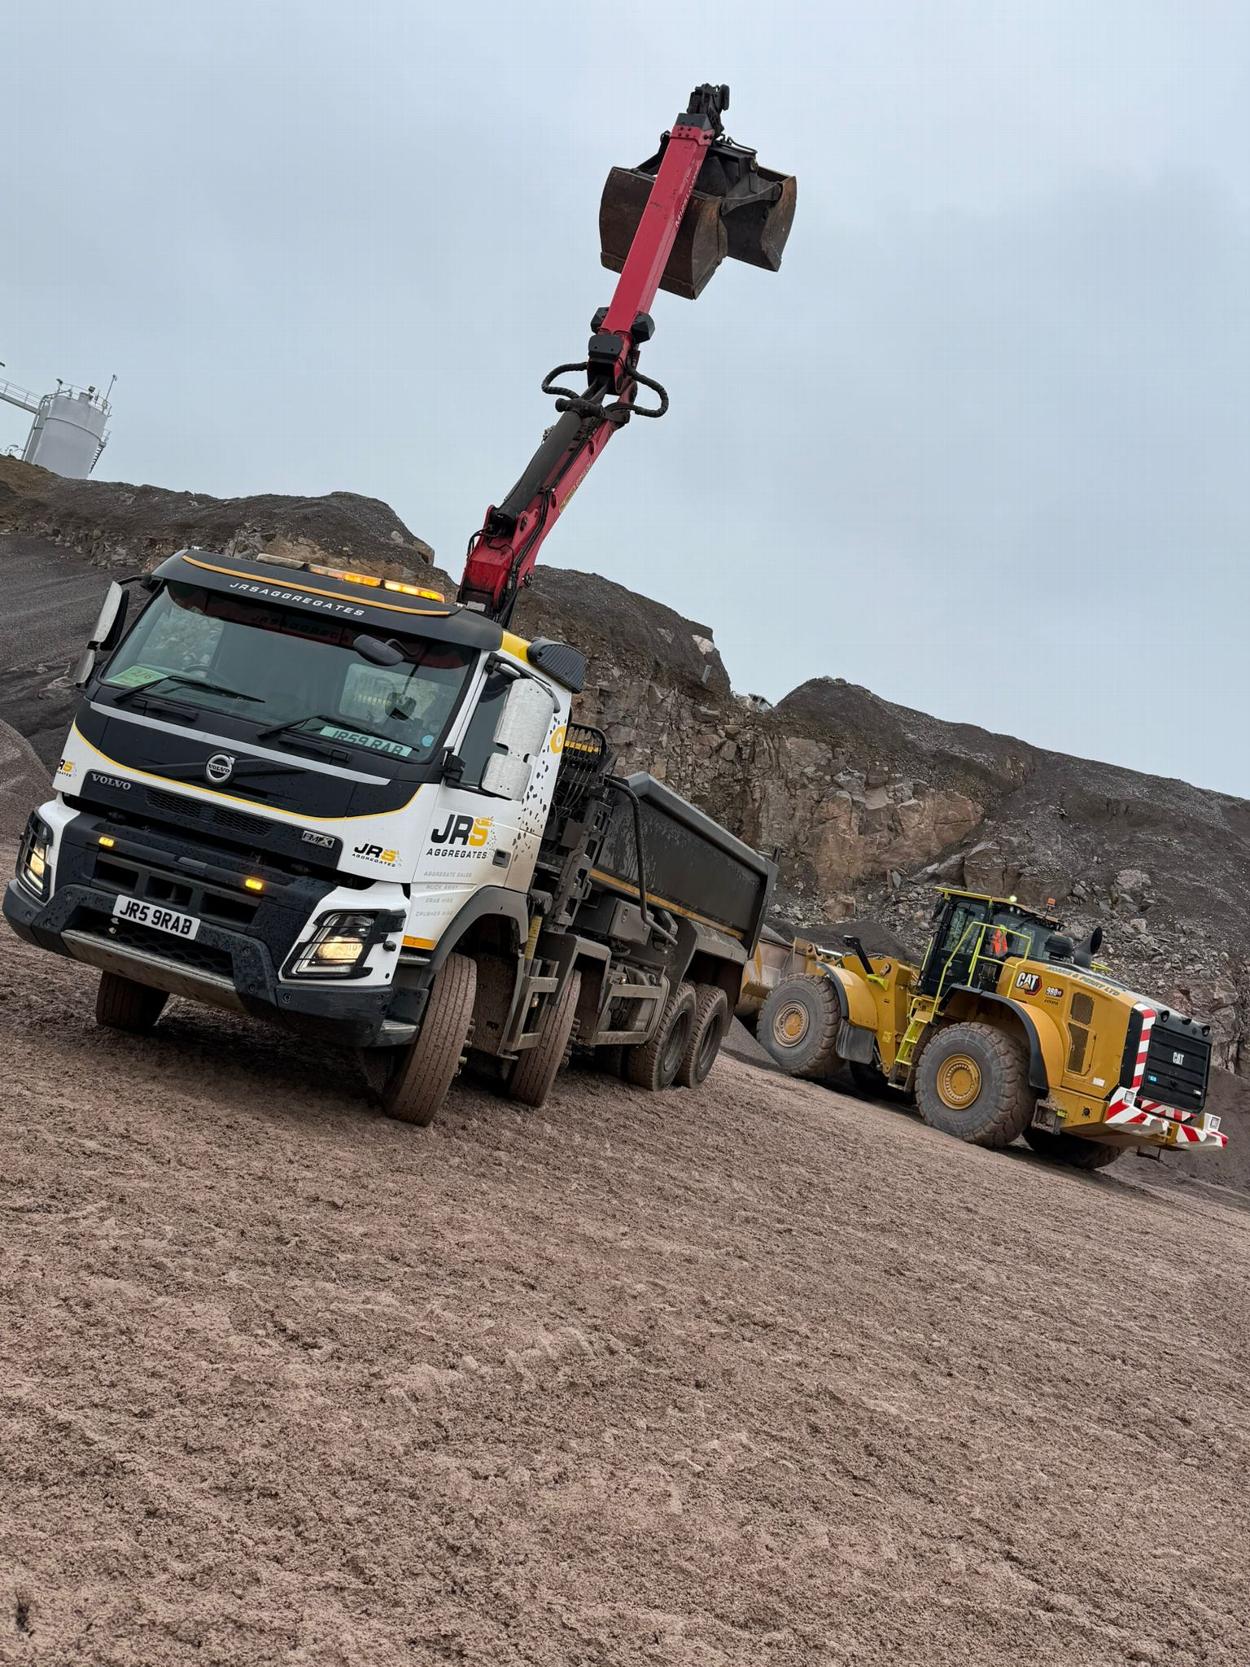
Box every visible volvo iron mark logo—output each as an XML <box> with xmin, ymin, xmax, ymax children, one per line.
<box><xmin>205</xmin><ymin>752</ymin><xmax>236</xmax><ymax>786</ymax></box>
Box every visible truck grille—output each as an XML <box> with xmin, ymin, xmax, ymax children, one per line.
<box><xmin>77</xmin><ymin>906</ymin><xmax>235</xmax><ymax>980</ymax></box>
<box><xmin>145</xmin><ymin>787</ymin><xmax>269</xmax><ymax>839</ymax></box>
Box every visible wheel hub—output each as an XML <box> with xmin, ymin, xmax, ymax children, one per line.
<box><xmin>936</xmin><ymin>1053</ymin><xmax>982</xmax><ymax>1109</ymax></box>
<box><xmin>774</xmin><ymin>1001</ymin><xmax>809</xmax><ymax>1048</ymax></box>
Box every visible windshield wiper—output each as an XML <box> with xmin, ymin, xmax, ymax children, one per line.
<box><xmin>110</xmin><ymin>672</ymin><xmax>263</xmax><ymax>707</ymax></box>
<box><xmin>257</xmin><ymin>711</ymin><xmax>400</xmax><ymax>748</ymax></box>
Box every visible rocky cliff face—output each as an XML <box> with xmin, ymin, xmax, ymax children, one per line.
<box><xmin>3</xmin><ymin>458</ymin><xmax>1246</xmax><ymax>1090</ymax></box>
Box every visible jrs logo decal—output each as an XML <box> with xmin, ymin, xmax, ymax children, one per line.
<box><xmin>353</xmin><ymin>842</ymin><xmax>400</xmax><ymax>865</ymax></box>
<box><xmin>427</xmin><ymin>813</ymin><xmax>495</xmax><ymax>861</ymax></box>
<box><xmin>430</xmin><ymin>814</ymin><xmax>493</xmax><ymax>849</ymax></box>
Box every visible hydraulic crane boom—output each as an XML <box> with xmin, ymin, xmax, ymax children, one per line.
<box><xmin>457</xmin><ymin>83</ymin><xmax>796</xmax><ymax>625</ymax></box>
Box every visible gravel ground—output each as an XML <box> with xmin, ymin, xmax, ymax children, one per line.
<box><xmin>2</xmin><ymin>897</ymin><xmax>1248</xmax><ymax>1666</ymax></box>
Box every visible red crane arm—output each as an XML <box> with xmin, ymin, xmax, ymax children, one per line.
<box><xmin>455</xmin><ymin>92</ymin><xmax>722</xmax><ymax>624</ymax></box>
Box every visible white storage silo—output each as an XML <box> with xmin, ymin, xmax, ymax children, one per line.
<box><xmin>21</xmin><ymin>384</ymin><xmax>111</xmax><ymax>478</ymax></box>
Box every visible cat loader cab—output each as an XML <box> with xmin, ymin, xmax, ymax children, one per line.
<box><xmin>752</xmin><ymin>886</ymin><xmax>1227</xmax><ymax>1173</ymax></box>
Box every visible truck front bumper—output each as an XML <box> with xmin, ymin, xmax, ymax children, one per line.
<box><xmin>3</xmin><ymin>877</ymin><xmax>415</xmax><ymax>1050</ymax></box>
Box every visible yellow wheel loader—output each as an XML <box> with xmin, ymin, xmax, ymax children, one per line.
<box><xmin>743</xmin><ymin>888</ymin><xmax>1227</xmax><ymax>1171</ymax></box>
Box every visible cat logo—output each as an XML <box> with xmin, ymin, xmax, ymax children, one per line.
<box><xmin>353</xmin><ymin>842</ymin><xmax>399</xmax><ymax>865</ymax></box>
<box><xmin>1015</xmin><ymin>971</ymin><xmax>1041</xmax><ymax>994</ymax></box>
<box><xmin>430</xmin><ymin>814</ymin><xmax>493</xmax><ymax>849</ymax></box>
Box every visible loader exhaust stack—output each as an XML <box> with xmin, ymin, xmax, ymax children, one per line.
<box><xmin>599</xmin><ymin>83</ymin><xmax>797</xmax><ymax>299</ymax></box>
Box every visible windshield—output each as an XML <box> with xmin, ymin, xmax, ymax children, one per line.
<box><xmin>101</xmin><ymin>582</ymin><xmax>475</xmax><ymax>765</ymax></box>
<box><xmin>988</xmin><ymin>911</ymin><xmax>1055</xmax><ymax>959</ymax></box>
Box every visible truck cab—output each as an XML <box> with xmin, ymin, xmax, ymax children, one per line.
<box><xmin>5</xmin><ymin>549</ymin><xmax>577</xmax><ymax>1050</ymax></box>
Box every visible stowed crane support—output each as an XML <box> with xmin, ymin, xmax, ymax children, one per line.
<box><xmin>456</xmin><ymin>83</ymin><xmax>796</xmax><ymax>625</ymax></box>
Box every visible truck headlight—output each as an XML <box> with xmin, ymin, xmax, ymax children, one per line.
<box><xmin>287</xmin><ymin>911</ymin><xmax>402</xmax><ymax>980</ymax></box>
<box><xmin>18</xmin><ymin>817</ymin><xmax>52</xmax><ymax>900</ymax></box>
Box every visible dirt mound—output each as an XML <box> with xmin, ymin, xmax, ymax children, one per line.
<box><xmin>518</xmin><ymin>565</ymin><xmax>731</xmax><ymax>700</ymax></box>
<box><xmin>0</xmin><ymin>719</ymin><xmax>47</xmax><ymax>837</ymax></box>
<box><xmin>0</xmin><ymin>455</ymin><xmax>434</xmax><ymax>577</ymax></box>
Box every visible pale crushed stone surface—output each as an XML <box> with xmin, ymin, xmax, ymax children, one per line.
<box><xmin>1</xmin><ymin>916</ymin><xmax>1248</xmax><ymax>1666</ymax></box>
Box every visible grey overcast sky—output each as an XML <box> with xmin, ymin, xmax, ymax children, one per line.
<box><xmin>6</xmin><ymin>2</ymin><xmax>1249</xmax><ymax>793</ymax></box>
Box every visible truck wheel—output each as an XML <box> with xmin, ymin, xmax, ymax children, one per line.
<box><xmin>915</xmin><ymin>1022</ymin><xmax>1035</xmax><ymax>1148</ymax></box>
<box><xmin>1023</xmin><ymin>1126</ymin><xmax>1122</xmax><ymax>1170</ymax></box>
<box><xmin>677</xmin><ymin>984</ymin><xmax>730</xmax><ymax>1089</ymax></box>
<box><xmin>758</xmin><ymin>976</ymin><xmax>840</xmax><ymax>1078</ymax></box>
<box><xmin>381</xmin><ymin>953</ymin><xmax>476</xmax><ymax>1128</ymax></box>
<box><xmin>95</xmin><ymin>971</ymin><xmax>169</xmax><ymax>1034</ymax></box>
<box><xmin>508</xmin><ymin>971</ymin><xmax>581</xmax><ymax>1110</ymax></box>
<box><xmin>625</xmin><ymin>983</ymin><xmax>697</xmax><ymax>1093</ymax></box>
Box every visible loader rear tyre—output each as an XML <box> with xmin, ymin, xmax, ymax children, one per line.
<box><xmin>676</xmin><ymin>984</ymin><xmax>730</xmax><ymax>1089</ymax></box>
<box><xmin>1023</xmin><ymin>1126</ymin><xmax>1123</xmax><ymax>1170</ymax></box>
<box><xmin>759</xmin><ymin>975</ymin><xmax>841</xmax><ymax>1079</ymax></box>
<box><xmin>508</xmin><ymin>971</ymin><xmax>581</xmax><ymax>1110</ymax></box>
<box><xmin>624</xmin><ymin>982</ymin><xmax>697</xmax><ymax>1094</ymax></box>
<box><xmin>915</xmin><ymin>1022</ymin><xmax>1036</xmax><ymax>1148</ymax></box>
<box><xmin>95</xmin><ymin>971</ymin><xmax>169</xmax><ymax>1034</ymax></box>
<box><xmin>381</xmin><ymin>953</ymin><xmax>476</xmax><ymax>1128</ymax></box>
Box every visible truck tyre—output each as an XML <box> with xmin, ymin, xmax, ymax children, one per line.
<box><xmin>758</xmin><ymin>975</ymin><xmax>840</xmax><ymax>1078</ymax></box>
<box><xmin>1023</xmin><ymin>1126</ymin><xmax>1123</xmax><ymax>1171</ymax></box>
<box><xmin>625</xmin><ymin>982</ymin><xmax>697</xmax><ymax>1093</ymax></box>
<box><xmin>915</xmin><ymin>1022</ymin><xmax>1036</xmax><ymax>1148</ymax></box>
<box><xmin>95</xmin><ymin>971</ymin><xmax>169</xmax><ymax>1034</ymax></box>
<box><xmin>508</xmin><ymin>971</ymin><xmax>581</xmax><ymax>1110</ymax></box>
<box><xmin>677</xmin><ymin>984</ymin><xmax>730</xmax><ymax>1089</ymax></box>
<box><xmin>381</xmin><ymin>953</ymin><xmax>476</xmax><ymax>1128</ymax></box>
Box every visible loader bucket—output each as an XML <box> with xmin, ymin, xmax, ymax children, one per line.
<box><xmin>600</xmin><ymin>137</ymin><xmax>797</xmax><ymax>300</ymax></box>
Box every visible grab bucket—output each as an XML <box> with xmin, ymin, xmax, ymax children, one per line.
<box><xmin>600</xmin><ymin>137</ymin><xmax>797</xmax><ymax>300</ymax></box>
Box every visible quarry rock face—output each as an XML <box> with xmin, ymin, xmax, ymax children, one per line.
<box><xmin>2</xmin><ymin>457</ymin><xmax>1247</xmax><ymax>1088</ymax></box>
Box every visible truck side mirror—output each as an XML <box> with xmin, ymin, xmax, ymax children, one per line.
<box><xmin>480</xmin><ymin>676</ymin><xmax>555</xmax><ymax>800</ymax></box>
<box><xmin>73</xmin><ymin>580</ymin><xmax>129</xmax><ymax>687</ymax></box>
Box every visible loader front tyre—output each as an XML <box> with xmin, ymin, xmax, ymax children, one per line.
<box><xmin>508</xmin><ymin>971</ymin><xmax>581</xmax><ymax>1110</ymax></box>
<box><xmin>759</xmin><ymin>975</ymin><xmax>840</xmax><ymax>1078</ymax></box>
<box><xmin>381</xmin><ymin>953</ymin><xmax>476</xmax><ymax>1128</ymax></box>
<box><xmin>677</xmin><ymin>984</ymin><xmax>730</xmax><ymax>1089</ymax></box>
<box><xmin>625</xmin><ymin>982</ymin><xmax>697</xmax><ymax>1094</ymax></box>
<box><xmin>1023</xmin><ymin>1126</ymin><xmax>1123</xmax><ymax>1171</ymax></box>
<box><xmin>915</xmin><ymin>1022</ymin><xmax>1036</xmax><ymax>1148</ymax></box>
<box><xmin>95</xmin><ymin>971</ymin><xmax>169</xmax><ymax>1034</ymax></box>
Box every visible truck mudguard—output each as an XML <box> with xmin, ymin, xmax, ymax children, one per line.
<box><xmin>427</xmin><ymin>888</ymin><xmax>530</xmax><ymax>971</ymax></box>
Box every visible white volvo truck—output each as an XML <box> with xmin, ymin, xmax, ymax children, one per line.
<box><xmin>4</xmin><ymin>82</ymin><xmax>794</xmax><ymax>1124</ymax></box>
